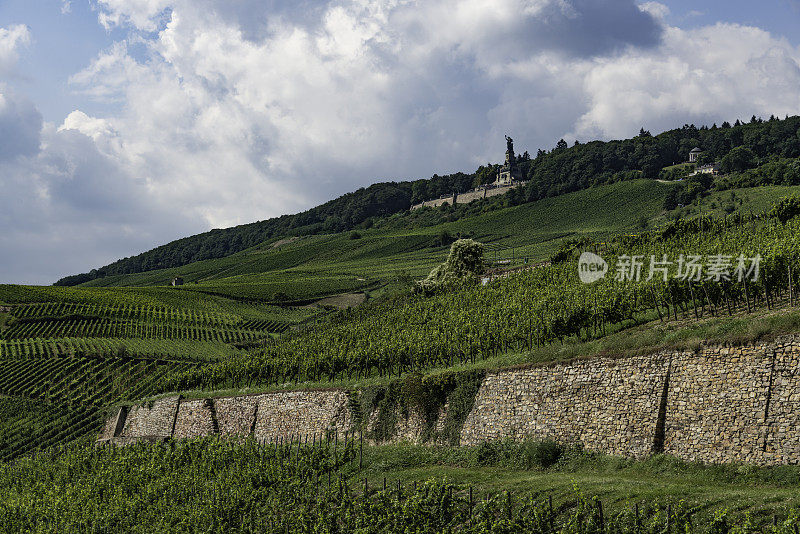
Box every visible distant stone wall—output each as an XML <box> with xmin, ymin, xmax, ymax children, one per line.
<box><xmin>173</xmin><ymin>399</ymin><xmax>216</xmax><ymax>440</ymax></box>
<box><xmin>215</xmin><ymin>396</ymin><xmax>258</xmax><ymax>437</ymax></box>
<box><xmin>410</xmin><ymin>183</ymin><xmax>524</xmax><ymax>210</ymax></box>
<box><xmin>119</xmin><ymin>396</ymin><xmax>180</xmax><ymax>439</ymax></box>
<box><xmin>98</xmin><ymin>336</ymin><xmax>800</xmax><ymax>465</ymax></box>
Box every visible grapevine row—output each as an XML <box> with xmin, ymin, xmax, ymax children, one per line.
<box><xmin>0</xmin><ymin>357</ymin><xmax>196</xmax><ymax>406</ymax></box>
<box><xmin>3</xmin><ymin>319</ymin><xmax>268</xmax><ymax>344</ymax></box>
<box><xmin>167</xmin><ymin>216</ymin><xmax>800</xmax><ymax>392</ymax></box>
<box><xmin>1</xmin><ymin>437</ymin><xmax>798</xmax><ymax>532</ymax></box>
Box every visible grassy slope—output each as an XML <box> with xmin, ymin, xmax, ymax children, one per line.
<box><xmin>359</xmin><ymin>443</ymin><xmax>800</xmax><ymax>527</ymax></box>
<box><xmin>80</xmin><ymin>180</ymin><xmax>682</xmax><ymax>298</ymax></box>
<box><xmin>81</xmin><ymin>180</ymin><xmax>798</xmax><ymax>303</ymax></box>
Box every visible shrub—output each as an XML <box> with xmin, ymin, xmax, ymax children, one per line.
<box><xmin>415</xmin><ymin>239</ymin><xmax>485</xmax><ymax>294</ymax></box>
<box><xmin>528</xmin><ymin>439</ymin><xmax>565</xmax><ymax>469</ymax></box>
<box><xmin>769</xmin><ymin>195</ymin><xmax>800</xmax><ymax>223</ymax></box>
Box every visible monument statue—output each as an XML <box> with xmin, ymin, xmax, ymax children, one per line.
<box><xmin>505</xmin><ymin>135</ymin><xmax>514</xmax><ymax>153</ymax></box>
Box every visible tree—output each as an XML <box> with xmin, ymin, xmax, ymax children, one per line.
<box><xmin>768</xmin><ymin>195</ymin><xmax>800</xmax><ymax>223</ymax></box>
<box><xmin>437</xmin><ymin>229</ymin><xmax>453</xmax><ymax>247</ymax></box>
<box><xmin>556</xmin><ymin>139</ymin><xmax>568</xmax><ymax>150</ymax></box>
<box><xmin>663</xmin><ymin>188</ymin><xmax>679</xmax><ymax>211</ymax></box>
<box><xmin>719</xmin><ymin>146</ymin><xmax>757</xmax><ymax>173</ymax></box>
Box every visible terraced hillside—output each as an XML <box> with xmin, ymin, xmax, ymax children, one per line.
<box><xmin>0</xmin><ymin>285</ymin><xmax>320</xmax><ymax>462</ymax></box>
<box><xmin>4</xmin><ymin>179</ymin><xmax>800</xmax><ymax>462</ymax></box>
<box><xmin>73</xmin><ymin>180</ymin><xmax>800</xmax><ymax>304</ymax></box>
<box><xmin>77</xmin><ymin>180</ymin><xmax>682</xmax><ymax>297</ymax></box>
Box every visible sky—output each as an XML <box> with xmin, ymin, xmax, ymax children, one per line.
<box><xmin>1</xmin><ymin>1</ymin><xmax>799</xmax><ymax>284</ymax></box>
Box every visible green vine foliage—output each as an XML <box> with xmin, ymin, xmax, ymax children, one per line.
<box><xmin>351</xmin><ymin>369</ymin><xmax>485</xmax><ymax>445</ymax></box>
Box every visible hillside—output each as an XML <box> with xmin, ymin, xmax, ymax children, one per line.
<box><xmin>72</xmin><ymin>180</ymin><xmax>679</xmax><ymax>301</ymax></box>
<box><xmin>6</xmin><ymin>197</ymin><xmax>800</xmax><ymax>529</ymax></box>
<box><xmin>56</xmin><ymin>115</ymin><xmax>800</xmax><ymax>287</ymax></box>
<box><xmin>5</xmin><ymin>119</ymin><xmax>800</xmax><ymax>531</ymax></box>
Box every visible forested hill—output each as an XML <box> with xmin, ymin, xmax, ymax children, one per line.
<box><xmin>57</xmin><ymin>115</ymin><xmax>800</xmax><ymax>286</ymax></box>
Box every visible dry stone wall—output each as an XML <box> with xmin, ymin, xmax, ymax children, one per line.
<box><xmin>662</xmin><ymin>346</ymin><xmax>772</xmax><ymax>463</ymax></box>
<box><xmin>214</xmin><ymin>396</ymin><xmax>259</xmax><ymax>438</ymax></box>
<box><xmin>99</xmin><ymin>336</ymin><xmax>800</xmax><ymax>465</ymax></box>
<box><xmin>762</xmin><ymin>341</ymin><xmax>800</xmax><ymax>464</ymax></box>
<box><xmin>253</xmin><ymin>390</ymin><xmax>351</xmax><ymax>442</ymax></box>
<box><xmin>120</xmin><ymin>396</ymin><xmax>180</xmax><ymax>439</ymax></box>
<box><xmin>173</xmin><ymin>399</ymin><xmax>216</xmax><ymax>440</ymax></box>
<box><xmin>99</xmin><ymin>390</ymin><xmax>353</xmax><ymax>446</ymax></box>
<box><xmin>460</xmin><ymin>353</ymin><xmax>670</xmax><ymax>458</ymax></box>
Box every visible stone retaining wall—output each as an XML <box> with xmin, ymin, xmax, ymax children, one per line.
<box><xmin>173</xmin><ymin>399</ymin><xmax>216</xmax><ymax>440</ymax></box>
<box><xmin>99</xmin><ymin>390</ymin><xmax>352</xmax><ymax>446</ymax></box>
<box><xmin>253</xmin><ymin>390</ymin><xmax>351</xmax><ymax>442</ymax></box>
<box><xmin>98</xmin><ymin>336</ymin><xmax>800</xmax><ymax>465</ymax></box>
<box><xmin>119</xmin><ymin>396</ymin><xmax>180</xmax><ymax>439</ymax></box>
<box><xmin>460</xmin><ymin>353</ymin><xmax>670</xmax><ymax>458</ymax></box>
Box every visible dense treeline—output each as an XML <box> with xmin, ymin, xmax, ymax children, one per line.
<box><xmin>57</xmin><ymin>116</ymin><xmax>800</xmax><ymax>286</ymax></box>
<box><xmin>515</xmin><ymin>115</ymin><xmax>800</xmax><ymax>204</ymax></box>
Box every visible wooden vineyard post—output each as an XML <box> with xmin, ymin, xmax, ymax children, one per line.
<box><xmin>469</xmin><ymin>486</ymin><xmax>473</xmax><ymax>524</ymax></box>
<box><xmin>598</xmin><ymin>499</ymin><xmax>604</xmax><ymax>533</ymax></box>
<box><xmin>666</xmin><ymin>504</ymin><xmax>671</xmax><ymax>534</ymax></box>
<box><xmin>744</xmin><ymin>279</ymin><xmax>751</xmax><ymax>313</ymax></box>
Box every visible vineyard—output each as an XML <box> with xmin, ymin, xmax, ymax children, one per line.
<box><xmin>167</xmin><ymin>213</ymin><xmax>800</xmax><ymax>392</ymax></box>
<box><xmin>0</xmin><ymin>300</ymin><xmax>291</xmax><ymax>355</ymax></box>
<box><xmin>0</xmin><ymin>398</ymin><xmax>101</xmax><ymax>463</ymax></box>
<box><xmin>3</xmin><ymin>436</ymin><xmax>800</xmax><ymax>533</ymax></box>
<box><xmin>0</xmin><ymin>358</ymin><xmax>194</xmax><ymax>406</ymax></box>
<box><xmin>0</xmin><ymin>286</ymin><xmax>314</xmax><ymax>462</ymax></box>
<box><xmin>0</xmin><ymin>337</ymin><xmax>248</xmax><ymax>361</ymax></box>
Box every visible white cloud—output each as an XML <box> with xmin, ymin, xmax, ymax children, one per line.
<box><xmin>3</xmin><ymin>3</ymin><xmax>800</xmax><ymax>284</ymax></box>
<box><xmin>0</xmin><ymin>24</ymin><xmax>30</xmax><ymax>77</ymax></box>
<box><xmin>574</xmin><ymin>23</ymin><xmax>800</xmax><ymax>139</ymax></box>
<box><xmin>95</xmin><ymin>0</ymin><xmax>172</xmax><ymax>32</ymax></box>
<box><xmin>639</xmin><ymin>2</ymin><xmax>669</xmax><ymax>20</ymax></box>
<box><xmin>0</xmin><ymin>89</ymin><xmax>41</xmax><ymax>161</ymax></box>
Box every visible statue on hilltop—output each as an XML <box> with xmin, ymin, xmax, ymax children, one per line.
<box><xmin>505</xmin><ymin>135</ymin><xmax>514</xmax><ymax>153</ymax></box>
